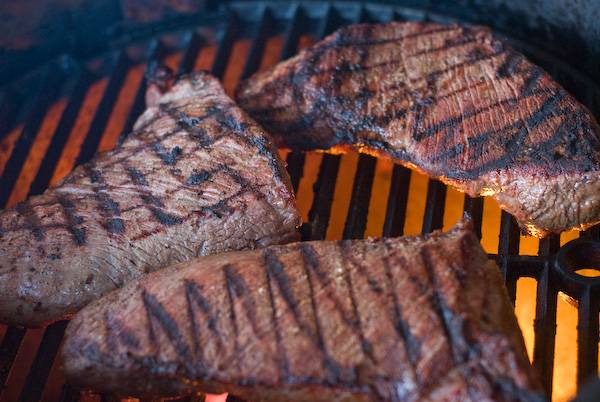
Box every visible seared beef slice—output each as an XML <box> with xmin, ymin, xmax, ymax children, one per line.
<box><xmin>0</xmin><ymin>72</ymin><xmax>299</xmax><ymax>327</ymax></box>
<box><xmin>62</xmin><ymin>220</ymin><xmax>543</xmax><ymax>401</ymax></box>
<box><xmin>237</xmin><ymin>21</ymin><xmax>600</xmax><ymax>237</ymax></box>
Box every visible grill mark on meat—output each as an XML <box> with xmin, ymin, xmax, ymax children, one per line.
<box><xmin>124</xmin><ymin>167</ymin><xmax>185</xmax><ymax>227</ymax></box>
<box><xmin>262</xmin><ymin>251</ymin><xmax>292</xmax><ymax>380</ymax></box>
<box><xmin>299</xmin><ymin>246</ymin><xmax>356</xmax><ymax>328</ymax></box>
<box><xmin>185</xmin><ymin>279</ymin><xmax>222</xmax><ymax>364</ymax></box>
<box><xmin>263</xmin><ymin>248</ymin><xmax>308</xmax><ymax>333</ymax></box>
<box><xmin>413</xmin><ymin>87</ymin><xmax>547</xmax><ymax>142</ymax></box>
<box><xmin>125</xmin><ymin>167</ymin><xmax>149</xmax><ymax>186</ymax></box>
<box><xmin>84</xmin><ymin>167</ymin><xmax>125</xmax><ymax>235</ymax></box>
<box><xmin>142</xmin><ymin>290</ymin><xmax>195</xmax><ymax>373</ymax></box>
<box><xmin>142</xmin><ymin>198</ymin><xmax>184</xmax><ymax>226</ymax></box>
<box><xmin>496</xmin><ymin>52</ymin><xmax>523</xmax><ymax>78</ymax></box>
<box><xmin>297</xmin><ymin>244</ymin><xmax>345</xmax><ymax>385</ymax></box>
<box><xmin>454</xmin><ymin>90</ymin><xmax>566</xmax><ymax>179</ymax></box>
<box><xmin>223</xmin><ymin>264</ymin><xmax>261</xmax><ymax>338</ymax></box>
<box><xmin>105</xmin><ymin>311</ymin><xmax>141</xmax><ymax>351</ymax></box>
<box><xmin>328</xmin><ymin>25</ymin><xmax>460</xmax><ymax>49</ymax></box>
<box><xmin>339</xmin><ymin>241</ymin><xmax>384</xmax><ymax>295</ymax></box>
<box><xmin>162</xmin><ymin>104</ymin><xmax>287</xmax><ymax>187</ymax></box>
<box><xmin>258</xmin><ymin>47</ymin><xmax>505</xmax><ymax>120</ymax></box>
<box><xmin>410</xmin><ymin>74</ymin><xmax>437</xmax><ymax>143</ymax></box>
<box><xmin>521</xmin><ymin>67</ymin><xmax>544</xmax><ymax>96</ymax></box>
<box><xmin>152</xmin><ymin>142</ymin><xmax>182</xmax><ymax>165</ymax></box>
<box><xmin>14</xmin><ymin>201</ymin><xmax>44</xmax><ymax>241</ymax></box>
<box><xmin>336</xmin><ymin>242</ymin><xmax>377</xmax><ymax>364</ymax></box>
<box><xmin>381</xmin><ymin>253</ymin><xmax>421</xmax><ymax>373</ymax></box>
<box><xmin>301</xmin><ymin>29</ymin><xmax>478</xmax><ymax>79</ymax></box>
<box><xmin>266</xmin><ymin>48</ymin><xmax>509</xmax><ymax>147</ymax></box>
<box><xmin>105</xmin><ymin>310</ymin><xmax>118</xmax><ymax>353</ymax></box>
<box><xmin>57</xmin><ymin>196</ymin><xmax>86</xmax><ymax>246</ymax></box>
<box><xmin>185</xmin><ymin>170</ymin><xmax>211</xmax><ymax>186</ymax></box>
<box><xmin>419</xmin><ymin>247</ymin><xmax>469</xmax><ymax>365</ymax></box>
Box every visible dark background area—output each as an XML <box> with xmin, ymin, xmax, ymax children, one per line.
<box><xmin>1</xmin><ymin>0</ymin><xmax>599</xmax><ymax>87</ymax></box>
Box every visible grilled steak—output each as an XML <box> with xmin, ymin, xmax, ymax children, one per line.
<box><xmin>62</xmin><ymin>219</ymin><xmax>543</xmax><ymax>401</ymax></box>
<box><xmin>236</xmin><ymin>21</ymin><xmax>600</xmax><ymax>237</ymax></box>
<box><xmin>0</xmin><ymin>70</ymin><xmax>300</xmax><ymax>327</ymax></box>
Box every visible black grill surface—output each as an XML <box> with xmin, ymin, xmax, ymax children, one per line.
<box><xmin>0</xmin><ymin>2</ymin><xmax>599</xmax><ymax>401</ymax></box>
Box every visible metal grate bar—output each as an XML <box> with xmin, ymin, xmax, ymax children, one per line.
<box><xmin>538</xmin><ymin>235</ymin><xmax>560</xmax><ymax>257</ymax></box>
<box><xmin>74</xmin><ymin>51</ymin><xmax>130</xmax><ymax>166</ymax></box>
<box><xmin>116</xmin><ymin>41</ymin><xmax>167</xmax><ymax>146</ymax></box>
<box><xmin>18</xmin><ymin>321</ymin><xmax>68</xmax><ymax>402</ymax></box>
<box><xmin>463</xmin><ymin>195</ymin><xmax>484</xmax><ymax>239</ymax></box>
<box><xmin>421</xmin><ymin>179</ymin><xmax>446</xmax><ymax>235</ymax></box>
<box><xmin>280</xmin><ymin>6</ymin><xmax>307</xmax><ymax>193</ymax></box>
<box><xmin>279</xmin><ymin>5</ymin><xmax>304</xmax><ymax>60</ymax></box>
<box><xmin>28</xmin><ymin>71</ymin><xmax>95</xmax><ymax>196</ymax></box>
<box><xmin>577</xmin><ymin>286</ymin><xmax>599</xmax><ymax>386</ymax></box>
<box><xmin>300</xmin><ymin>6</ymin><xmax>352</xmax><ymax>242</ymax></box>
<box><xmin>582</xmin><ymin>225</ymin><xmax>600</xmax><ymax>240</ymax></box>
<box><xmin>339</xmin><ymin>8</ymin><xmax>384</xmax><ymax>241</ymax></box>
<box><xmin>57</xmin><ymin>384</ymin><xmax>79</xmax><ymax>402</ymax></box>
<box><xmin>177</xmin><ymin>32</ymin><xmax>205</xmax><ymax>76</ymax></box>
<box><xmin>498</xmin><ymin>212</ymin><xmax>521</xmax><ymax>303</ymax></box>
<box><xmin>285</xmin><ymin>4</ymin><xmax>335</xmax><ymax>193</ymax></box>
<box><xmin>343</xmin><ymin>154</ymin><xmax>377</xmax><ymax>239</ymax></box>
<box><xmin>0</xmin><ymin>89</ymin><xmax>21</xmax><ymax>141</ymax></box>
<box><xmin>240</xmin><ymin>7</ymin><xmax>273</xmax><ymax>80</ymax></box>
<box><xmin>532</xmin><ymin>263</ymin><xmax>558</xmax><ymax>396</ymax></box>
<box><xmin>382</xmin><ymin>164</ymin><xmax>411</xmax><ymax>237</ymax></box>
<box><xmin>210</xmin><ymin>14</ymin><xmax>239</xmax><ymax>80</ymax></box>
<box><xmin>0</xmin><ymin>65</ymin><xmax>66</xmax><ymax>208</ymax></box>
<box><xmin>301</xmin><ymin>154</ymin><xmax>341</xmax><ymax>241</ymax></box>
<box><xmin>0</xmin><ymin>327</ymin><xmax>27</xmax><ymax>395</ymax></box>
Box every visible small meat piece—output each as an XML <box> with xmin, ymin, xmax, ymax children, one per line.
<box><xmin>62</xmin><ymin>219</ymin><xmax>543</xmax><ymax>401</ymax></box>
<box><xmin>236</xmin><ymin>21</ymin><xmax>600</xmax><ymax>237</ymax></box>
<box><xmin>0</xmin><ymin>71</ymin><xmax>300</xmax><ymax>327</ymax></box>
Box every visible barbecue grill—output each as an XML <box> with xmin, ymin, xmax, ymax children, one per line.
<box><xmin>0</xmin><ymin>1</ymin><xmax>599</xmax><ymax>401</ymax></box>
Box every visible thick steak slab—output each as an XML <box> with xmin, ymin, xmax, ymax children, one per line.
<box><xmin>237</xmin><ymin>22</ymin><xmax>600</xmax><ymax>237</ymax></box>
<box><xmin>0</xmin><ymin>72</ymin><xmax>300</xmax><ymax>327</ymax></box>
<box><xmin>62</xmin><ymin>220</ymin><xmax>542</xmax><ymax>401</ymax></box>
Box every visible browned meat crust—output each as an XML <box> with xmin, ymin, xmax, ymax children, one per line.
<box><xmin>62</xmin><ymin>219</ymin><xmax>543</xmax><ymax>401</ymax></box>
<box><xmin>0</xmin><ymin>71</ymin><xmax>300</xmax><ymax>327</ymax></box>
<box><xmin>236</xmin><ymin>21</ymin><xmax>600</xmax><ymax>237</ymax></box>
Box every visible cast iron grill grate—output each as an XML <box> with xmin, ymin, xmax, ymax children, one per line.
<box><xmin>0</xmin><ymin>2</ymin><xmax>599</xmax><ymax>401</ymax></box>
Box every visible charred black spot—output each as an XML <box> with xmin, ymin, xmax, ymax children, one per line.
<box><xmin>496</xmin><ymin>52</ymin><xmax>522</xmax><ymax>78</ymax></box>
<box><xmin>186</xmin><ymin>170</ymin><xmax>210</xmax><ymax>186</ymax></box>
<box><xmin>95</xmin><ymin>193</ymin><xmax>120</xmax><ymax>216</ymax></box>
<box><xmin>142</xmin><ymin>290</ymin><xmax>192</xmax><ymax>365</ymax></box>
<box><xmin>87</xmin><ymin>168</ymin><xmax>102</xmax><ymax>183</ymax></box>
<box><xmin>521</xmin><ymin>67</ymin><xmax>544</xmax><ymax>96</ymax></box>
<box><xmin>48</xmin><ymin>253</ymin><xmax>61</xmax><ymax>260</ymax></box>
<box><xmin>264</xmin><ymin>249</ymin><xmax>304</xmax><ymax>323</ymax></box>
<box><xmin>105</xmin><ymin>218</ymin><xmax>125</xmax><ymax>234</ymax></box>
<box><xmin>126</xmin><ymin>167</ymin><xmax>149</xmax><ymax>186</ymax></box>
<box><xmin>57</xmin><ymin>196</ymin><xmax>86</xmax><ymax>246</ymax></box>
<box><xmin>140</xmin><ymin>194</ymin><xmax>164</xmax><ymax>208</ymax></box>
<box><xmin>15</xmin><ymin>201</ymin><xmax>45</xmax><ymax>241</ymax></box>
<box><xmin>152</xmin><ymin>142</ymin><xmax>182</xmax><ymax>165</ymax></box>
<box><xmin>148</xmin><ymin>207</ymin><xmax>183</xmax><ymax>226</ymax></box>
<box><xmin>71</xmin><ymin>228</ymin><xmax>86</xmax><ymax>246</ymax></box>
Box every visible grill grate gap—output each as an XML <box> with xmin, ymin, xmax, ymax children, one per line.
<box><xmin>0</xmin><ymin>65</ymin><xmax>67</xmax><ymax>208</ymax></box>
<box><xmin>116</xmin><ymin>40</ymin><xmax>168</xmax><ymax>146</ymax></box>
